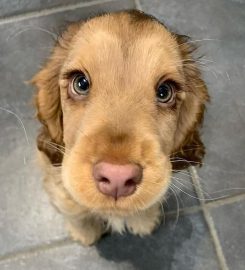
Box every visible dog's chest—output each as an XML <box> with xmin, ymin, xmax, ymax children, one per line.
<box><xmin>106</xmin><ymin>215</ymin><xmax>126</xmax><ymax>233</ymax></box>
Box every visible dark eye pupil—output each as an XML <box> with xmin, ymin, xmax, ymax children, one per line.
<box><xmin>157</xmin><ymin>83</ymin><xmax>172</xmax><ymax>102</ymax></box>
<box><xmin>157</xmin><ymin>86</ymin><xmax>169</xmax><ymax>98</ymax></box>
<box><xmin>77</xmin><ymin>77</ymin><xmax>89</xmax><ymax>90</ymax></box>
<box><xmin>73</xmin><ymin>74</ymin><xmax>89</xmax><ymax>94</ymax></box>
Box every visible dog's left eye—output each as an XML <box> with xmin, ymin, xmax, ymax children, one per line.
<box><xmin>156</xmin><ymin>81</ymin><xmax>175</xmax><ymax>103</ymax></box>
<box><xmin>72</xmin><ymin>73</ymin><xmax>90</xmax><ymax>95</ymax></box>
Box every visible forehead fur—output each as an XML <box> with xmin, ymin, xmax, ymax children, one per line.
<box><xmin>64</xmin><ymin>11</ymin><xmax>182</xmax><ymax>84</ymax></box>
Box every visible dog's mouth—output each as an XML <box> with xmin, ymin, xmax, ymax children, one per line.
<box><xmin>62</xmin><ymin>155</ymin><xmax>172</xmax><ymax>215</ymax></box>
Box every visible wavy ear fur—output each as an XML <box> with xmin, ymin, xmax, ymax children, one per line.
<box><xmin>32</xmin><ymin>23</ymin><xmax>81</xmax><ymax>165</ymax></box>
<box><xmin>171</xmin><ymin>34</ymin><xmax>210</xmax><ymax>170</ymax></box>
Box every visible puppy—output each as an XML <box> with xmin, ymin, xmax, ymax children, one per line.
<box><xmin>32</xmin><ymin>10</ymin><xmax>209</xmax><ymax>245</ymax></box>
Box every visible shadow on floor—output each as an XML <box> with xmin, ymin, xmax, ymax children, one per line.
<box><xmin>96</xmin><ymin>215</ymin><xmax>193</xmax><ymax>270</ymax></box>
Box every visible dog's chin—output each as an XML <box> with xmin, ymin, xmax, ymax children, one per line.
<box><xmin>62</xmin><ymin>162</ymin><xmax>171</xmax><ymax>217</ymax></box>
<box><xmin>64</xmin><ymin>184</ymin><xmax>169</xmax><ymax>217</ymax></box>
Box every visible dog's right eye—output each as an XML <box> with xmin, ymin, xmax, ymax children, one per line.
<box><xmin>71</xmin><ymin>73</ymin><xmax>90</xmax><ymax>96</ymax></box>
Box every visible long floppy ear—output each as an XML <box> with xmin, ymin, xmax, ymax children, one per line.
<box><xmin>32</xmin><ymin>23</ymin><xmax>80</xmax><ymax>165</ymax></box>
<box><xmin>171</xmin><ymin>34</ymin><xmax>210</xmax><ymax>170</ymax></box>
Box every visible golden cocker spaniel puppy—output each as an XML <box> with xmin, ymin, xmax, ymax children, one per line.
<box><xmin>32</xmin><ymin>10</ymin><xmax>209</xmax><ymax>245</ymax></box>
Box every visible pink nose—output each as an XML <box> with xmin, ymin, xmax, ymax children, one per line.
<box><xmin>93</xmin><ymin>162</ymin><xmax>142</xmax><ymax>199</ymax></box>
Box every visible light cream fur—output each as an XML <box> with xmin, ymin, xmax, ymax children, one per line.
<box><xmin>33</xmin><ymin>11</ymin><xmax>209</xmax><ymax>245</ymax></box>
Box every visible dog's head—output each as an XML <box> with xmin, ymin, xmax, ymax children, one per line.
<box><xmin>32</xmin><ymin>11</ymin><xmax>209</xmax><ymax>216</ymax></box>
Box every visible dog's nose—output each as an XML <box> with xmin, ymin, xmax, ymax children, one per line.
<box><xmin>93</xmin><ymin>162</ymin><xmax>142</xmax><ymax>199</ymax></box>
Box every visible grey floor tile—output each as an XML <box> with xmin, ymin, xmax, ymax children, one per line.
<box><xmin>140</xmin><ymin>0</ymin><xmax>245</xmax><ymax>199</ymax></box>
<box><xmin>0</xmin><ymin>116</ymin><xmax>68</xmax><ymax>256</ymax></box>
<box><xmin>210</xmin><ymin>200</ymin><xmax>245</xmax><ymax>270</ymax></box>
<box><xmin>97</xmin><ymin>213</ymin><xmax>220</xmax><ymax>270</ymax></box>
<box><xmin>0</xmin><ymin>213</ymin><xmax>220</xmax><ymax>270</ymax></box>
<box><xmin>0</xmin><ymin>243</ymin><xmax>134</xmax><ymax>270</ymax></box>
<box><xmin>0</xmin><ymin>0</ymin><xmax>97</xmax><ymax>18</ymax></box>
<box><xmin>165</xmin><ymin>170</ymin><xmax>199</xmax><ymax>212</ymax></box>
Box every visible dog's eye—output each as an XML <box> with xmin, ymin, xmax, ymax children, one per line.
<box><xmin>72</xmin><ymin>73</ymin><xmax>90</xmax><ymax>95</ymax></box>
<box><xmin>156</xmin><ymin>81</ymin><xmax>175</xmax><ymax>103</ymax></box>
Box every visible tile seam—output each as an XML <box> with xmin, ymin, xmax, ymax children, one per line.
<box><xmin>0</xmin><ymin>237</ymin><xmax>73</xmax><ymax>264</ymax></box>
<box><xmin>0</xmin><ymin>0</ymin><xmax>121</xmax><ymax>26</ymax></box>
<box><xmin>134</xmin><ymin>0</ymin><xmax>142</xmax><ymax>10</ymax></box>
<box><xmin>205</xmin><ymin>192</ymin><xmax>245</xmax><ymax>208</ymax></box>
<box><xmin>189</xmin><ymin>166</ymin><xmax>229</xmax><ymax>270</ymax></box>
<box><xmin>165</xmin><ymin>205</ymin><xmax>202</xmax><ymax>217</ymax></box>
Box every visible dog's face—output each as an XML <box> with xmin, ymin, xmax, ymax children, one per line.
<box><xmin>33</xmin><ymin>11</ymin><xmax>208</xmax><ymax>216</ymax></box>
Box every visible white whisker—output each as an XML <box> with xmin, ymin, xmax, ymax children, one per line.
<box><xmin>170</xmin><ymin>146</ymin><xmax>203</xmax><ymax>157</ymax></box>
<box><xmin>0</xmin><ymin>106</ymin><xmax>30</xmax><ymax>164</ymax></box>
<box><xmin>7</xmin><ymin>26</ymin><xmax>57</xmax><ymax>42</ymax></box>
<box><xmin>170</xmin><ymin>158</ymin><xmax>203</xmax><ymax>166</ymax></box>
<box><xmin>172</xmin><ymin>176</ymin><xmax>212</xmax><ymax>199</ymax></box>
<box><xmin>179</xmin><ymin>38</ymin><xmax>220</xmax><ymax>45</ymax></box>
<box><xmin>0</xmin><ymin>106</ymin><xmax>30</xmax><ymax>146</ymax></box>
<box><xmin>170</xmin><ymin>182</ymin><xmax>240</xmax><ymax>202</ymax></box>
<box><xmin>168</xmin><ymin>186</ymin><xmax>179</xmax><ymax>227</ymax></box>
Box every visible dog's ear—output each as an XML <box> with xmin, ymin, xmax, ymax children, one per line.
<box><xmin>31</xmin><ymin>23</ymin><xmax>80</xmax><ymax>165</ymax></box>
<box><xmin>171</xmin><ymin>34</ymin><xmax>210</xmax><ymax>170</ymax></box>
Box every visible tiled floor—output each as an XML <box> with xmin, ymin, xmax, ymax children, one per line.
<box><xmin>0</xmin><ymin>0</ymin><xmax>244</xmax><ymax>269</ymax></box>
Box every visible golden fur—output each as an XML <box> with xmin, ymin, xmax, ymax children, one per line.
<box><xmin>32</xmin><ymin>10</ymin><xmax>209</xmax><ymax>245</ymax></box>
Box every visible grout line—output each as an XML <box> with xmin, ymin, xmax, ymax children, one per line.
<box><xmin>0</xmin><ymin>237</ymin><xmax>73</xmax><ymax>263</ymax></box>
<box><xmin>165</xmin><ymin>205</ymin><xmax>201</xmax><ymax>218</ymax></box>
<box><xmin>165</xmin><ymin>190</ymin><xmax>245</xmax><ymax>218</ymax></box>
<box><xmin>0</xmin><ymin>0</ymin><xmax>119</xmax><ymax>26</ymax></box>
<box><xmin>206</xmin><ymin>192</ymin><xmax>245</xmax><ymax>208</ymax></box>
<box><xmin>134</xmin><ymin>0</ymin><xmax>143</xmax><ymax>10</ymax></box>
<box><xmin>165</xmin><ymin>189</ymin><xmax>245</xmax><ymax>216</ymax></box>
<box><xmin>165</xmin><ymin>190</ymin><xmax>245</xmax><ymax>219</ymax></box>
<box><xmin>202</xmin><ymin>210</ymin><xmax>229</xmax><ymax>270</ymax></box>
<box><xmin>189</xmin><ymin>166</ymin><xmax>230</xmax><ymax>270</ymax></box>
